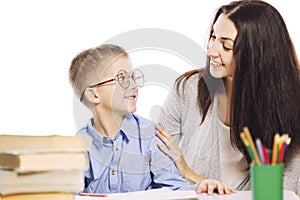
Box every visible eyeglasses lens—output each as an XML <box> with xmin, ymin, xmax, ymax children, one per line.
<box><xmin>132</xmin><ymin>69</ymin><xmax>144</xmax><ymax>87</ymax></box>
<box><xmin>117</xmin><ymin>69</ymin><xmax>144</xmax><ymax>89</ymax></box>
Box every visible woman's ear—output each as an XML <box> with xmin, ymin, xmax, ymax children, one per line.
<box><xmin>84</xmin><ymin>88</ymin><xmax>101</xmax><ymax>103</ymax></box>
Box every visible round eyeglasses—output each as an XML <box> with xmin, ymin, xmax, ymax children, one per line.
<box><xmin>80</xmin><ymin>69</ymin><xmax>144</xmax><ymax>102</ymax></box>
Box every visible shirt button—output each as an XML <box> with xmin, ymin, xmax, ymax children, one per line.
<box><xmin>111</xmin><ymin>170</ymin><xmax>116</xmax><ymax>175</ymax></box>
<box><xmin>115</xmin><ymin>146</ymin><xmax>119</xmax><ymax>151</ymax></box>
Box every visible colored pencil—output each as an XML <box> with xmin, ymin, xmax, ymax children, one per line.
<box><xmin>240</xmin><ymin>132</ymin><xmax>256</xmax><ymax>163</ymax></box>
<box><xmin>262</xmin><ymin>145</ymin><xmax>270</xmax><ymax>164</ymax></box>
<box><xmin>243</xmin><ymin>127</ymin><xmax>261</xmax><ymax>165</ymax></box>
<box><xmin>271</xmin><ymin>133</ymin><xmax>280</xmax><ymax>165</ymax></box>
<box><xmin>255</xmin><ymin>138</ymin><xmax>265</xmax><ymax>164</ymax></box>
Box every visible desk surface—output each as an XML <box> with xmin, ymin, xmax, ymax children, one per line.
<box><xmin>75</xmin><ymin>189</ymin><xmax>300</xmax><ymax>200</ymax></box>
<box><xmin>197</xmin><ymin>190</ymin><xmax>299</xmax><ymax>200</ymax></box>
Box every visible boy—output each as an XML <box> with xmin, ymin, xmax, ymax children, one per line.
<box><xmin>68</xmin><ymin>44</ymin><xmax>199</xmax><ymax>193</ymax></box>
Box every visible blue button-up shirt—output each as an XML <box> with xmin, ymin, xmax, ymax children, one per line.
<box><xmin>78</xmin><ymin>114</ymin><xmax>197</xmax><ymax>193</ymax></box>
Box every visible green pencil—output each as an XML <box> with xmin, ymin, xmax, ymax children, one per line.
<box><xmin>240</xmin><ymin>132</ymin><xmax>256</xmax><ymax>164</ymax></box>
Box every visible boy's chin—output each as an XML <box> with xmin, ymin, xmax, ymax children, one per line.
<box><xmin>127</xmin><ymin>108</ymin><xmax>137</xmax><ymax>114</ymax></box>
<box><xmin>126</xmin><ymin>106</ymin><xmax>137</xmax><ymax>113</ymax></box>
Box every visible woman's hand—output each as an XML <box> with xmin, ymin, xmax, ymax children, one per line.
<box><xmin>196</xmin><ymin>179</ymin><xmax>236</xmax><ymax>195</ymax></box>
<box><xmin>155</xmin><ymin>123</ymin><xmax>182</xmax><ymax>162</ymax></box>
<box><xmin>155</xmin><ymin>123</ymin><xmax>205</xmax><ymax>184</ymax></box>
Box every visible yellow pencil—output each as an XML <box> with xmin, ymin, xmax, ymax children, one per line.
<box><xmin>271</xmin><ymin>133</ymin><xmax>280</xmax><ymax>165</ymax></box>
<box><xmin>243</xmin><ymin>127</ymin><xmax>261</xmax><ymax>165</ymax></box>
<box><xmin>240</xmin><ymin>132</ymin><xmax>256</xmax><ymax>163</ymax></box>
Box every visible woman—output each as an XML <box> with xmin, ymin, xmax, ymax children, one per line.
<box><xmin>156</xmin><ymin>0</ymin><xmax>300</xmax><ymax>193</ymax></box>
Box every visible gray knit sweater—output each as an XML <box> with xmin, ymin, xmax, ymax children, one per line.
<box><xmin>159</xmin><ymin>73</ymin><xmax>300</xmax><ymax>193</ymax></box>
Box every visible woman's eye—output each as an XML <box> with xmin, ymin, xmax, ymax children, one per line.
<box><xmin>221</xmin><ymin>38</ymin><xmax>234</xmax><ymax>51</ymax></box>
<box><xmin>210</xmin><ymin>35</ymin><xmax>216</xmax><ymax>41</ymax></box>
<box><xmin>223</xmin><ymin>45</ymin><xmax>232</xmax><ymax>51</ymax></box>
<box><xmin>223</xmin><ymin>43</ymin><xmax>233</xmax><ymax>51</ymax></box>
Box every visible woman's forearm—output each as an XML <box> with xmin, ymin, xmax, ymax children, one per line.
<box><xmin>174</xmin><ymin>155</ymin><xmax>205</xmax><ymax>184</ymax></box>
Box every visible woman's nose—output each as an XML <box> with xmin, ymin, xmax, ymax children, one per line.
<box><xmin>207</xmin><ymin>42</ymin><xmax>220</xmax><ymax>58</ymax></box>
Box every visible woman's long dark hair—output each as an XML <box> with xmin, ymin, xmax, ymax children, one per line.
<box><xmin>175</xmin><ymin>0</ymin><xmax>300</xmax><ymax>163</ymax></box>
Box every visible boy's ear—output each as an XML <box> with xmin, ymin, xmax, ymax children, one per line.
<box><xmin>84</xmin><ymin>88</ymin><xmax>101</xmax><ymax>103</ymax></box>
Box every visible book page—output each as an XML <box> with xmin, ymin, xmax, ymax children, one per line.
<box><xmin>75</xmin><ymin>188</ymin><xmax>197</xmax><ymax>200</ymax></box>
<box><xmin>75</xmin><ymin>189</ymin><xmax>300</xmax><ymax>200</ymax></box>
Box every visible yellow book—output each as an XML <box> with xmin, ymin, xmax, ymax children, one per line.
<box><xmin>0</xmin><ymin>192</ymin><xmax>74</xmax><ymax>200</ymax></box>
<box><xmin>0</xmin><ymin>170</ymin><xmax>84</xmax><ymax>195</ymax></box>
<box><xmin>0</xmin><ymin>152</ymin><xmax>88</xmax><ymax>172</ymax></box>
<box><xmin>0</xmin><ymin>134</ymin><xmax>91</xmax><ymax>153</ymax></box>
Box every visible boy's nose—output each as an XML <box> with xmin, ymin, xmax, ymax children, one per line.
<box><xmin>129</xmin><ymin>76</ymin><xmax>138</xmax><ymax>89</ymax></box>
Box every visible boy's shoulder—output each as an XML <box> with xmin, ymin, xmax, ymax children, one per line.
<box><xmin>131</xmin><ymin>113</ymin><xmax>155</xmax><ymax>126</ymax></box>
<box><xmin>76</xmin><ymin>121</ymin><xmax>89</xmax><ymax>135</ymax></box>
<box><xmin>75</xmin><ymin>119</ymin><xmax>94</xmax><ymax>142</ymax></box>
<box><xmin>130</xmin><ymin>114</ymin><xmax>156</xmax><ymax>137</ymax></box>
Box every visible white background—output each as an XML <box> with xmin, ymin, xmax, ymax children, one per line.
<box><xmin>0</xmin><ymin>0</ymin><xmax>299</xmax><ymax>136</ymax></box>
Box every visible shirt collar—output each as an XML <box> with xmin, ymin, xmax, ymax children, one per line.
<box><xmin>86</xmin><ymin>114</ymin><xmax>139</xmax><ymax>144</ymax></box>
<box><xmin>119</xmin><ymin>114</ymin><xmax>140</xmax><ymax>141</ymax></box>
<box><xmin>86</xmin><ymin>118</ymin><xmax>104</xmax><ymax>147</ymax></box>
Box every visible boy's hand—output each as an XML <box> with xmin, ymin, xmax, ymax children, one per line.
<box><xmin>196</xmin><ymin>179</ymin><xmax>236</xmax><ymax>195</ymax></box>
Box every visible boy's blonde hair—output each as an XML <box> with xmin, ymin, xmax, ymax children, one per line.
<box><xmin>69</xmin><ymin>44</ymin><xmax>128</xmax><ymax>102</ymax></box>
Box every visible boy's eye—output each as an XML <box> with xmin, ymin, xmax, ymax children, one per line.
<box><xmin>118</xmin><ymin>75</ymin><xmax>127</xmax><ymax>82</ymax></box>
<box><xmin>134</xmin><ymin>77</ymin><xmax>141</xmax><ymax>81</ymax></box>
<box><xmin>132</xmin><ymin>74</ymin><xmax>142</xmax><ymax>81</ymax></box>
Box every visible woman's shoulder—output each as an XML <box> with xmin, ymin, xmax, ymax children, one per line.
<box><xmin>286</xmin><ymin>149</ymin><xmax>300</xmax><ymax>167</ymax></box>
<box><xmin>174</xmin><ymin>68</ymin><xmax>204</xmax><ymax>98</ymax></box>
<box><xmin>176</xmin><ymin>68</ymin><xmax>203</xmax><ymax>84</ymax></box>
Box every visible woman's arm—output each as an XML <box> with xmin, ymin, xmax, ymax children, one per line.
<box><xmin>284</xmin><ymin>151</ymin><xmax>300</xmax><ymax>194</ymax></box>
<box><xmin>156</xmin><ymin>124</ymin><xmax>236</xmax><ymax>194</ymax></box>
<box><xmin>156</xmin><ymin>74</ymin><xmax>205</xmax><ymax>184</ymax></box>
<box><xmin>155</xmin><ymin>124</ymin><xmax>205</xmax><ymax>184</ymax></box>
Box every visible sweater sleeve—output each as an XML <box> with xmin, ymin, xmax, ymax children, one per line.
<box><xmin>284</xmin><ymin>151</ymin><xmax>300</xmax><ymax>194</ymax></box>
<box><xmin>158</xmin><ymin>88</ymin><xmax>183</xmax><ymax>144</ymax></box>
<box><xmin>158</xmin><ymin>73</ymin><xmax>200</xmax><ymax>144</ymax></box>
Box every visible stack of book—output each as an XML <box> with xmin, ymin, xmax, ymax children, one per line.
<box><xmin>0</xmin><ymin>134</ymin><xmax>91</xmax><ymax>200</ymax></box>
